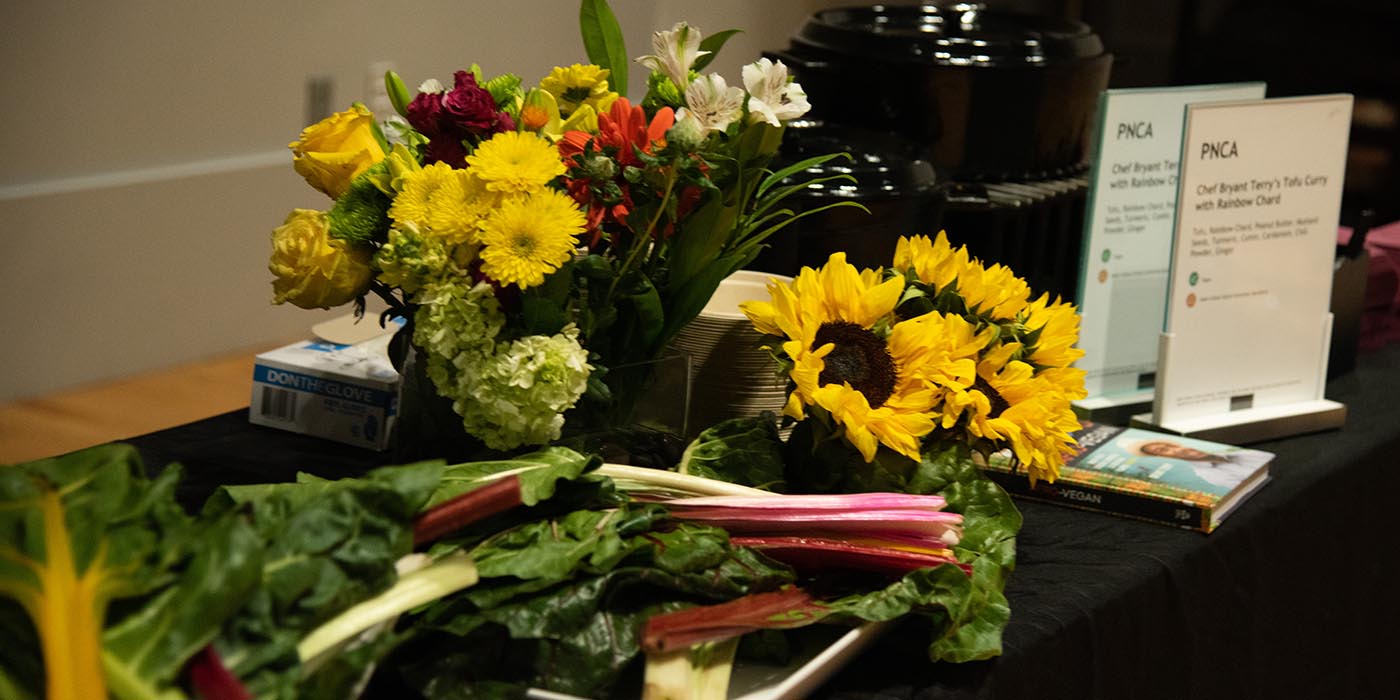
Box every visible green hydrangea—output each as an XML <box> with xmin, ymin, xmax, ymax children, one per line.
<box><xmin>376</xmin><ymin>224</ymin><xmax>454</xmax><ymax>296</ymax></box>
<box><xmin>456</xmin><ymin>327</ymin><xmax>592</xmax><ymax>449</ymax></box>
<box><xmin>414</xmin><ymin>280</ymin><xmax>591</xmax><ymax>451</ymax></box>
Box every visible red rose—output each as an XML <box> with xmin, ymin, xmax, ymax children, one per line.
<box><xmin>442</xmin><ymin>71</ymin><xmax>511</xmax><ymax>135</ymax></box>
<box><xmin>406</xmin><ymin>92</ymin><xmax>446</xmax><ymax>138</ymax></box>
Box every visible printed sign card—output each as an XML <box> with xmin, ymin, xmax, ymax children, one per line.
<box><xmin>1136</xmin><ymin>94</ymin><xmax>1352</xmax><ymax>442</ymax></box>
<box><xmin>1075</xmin><ymin>83</ymin><xmax>1266</xmax><ymax>421</ymax></box>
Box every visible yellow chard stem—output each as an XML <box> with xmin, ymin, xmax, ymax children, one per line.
<box><xmin>34</xmin><ymin>489</ymin><xmax>110</xmax><ymax>700</ymax></box>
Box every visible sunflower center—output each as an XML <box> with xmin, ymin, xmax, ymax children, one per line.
<box><xmin>813</xmin><ymin>321</ymin><xmax>897</xmax><ymax>408</ymax></box>
<box><xmin>974</xmin><ymin>376</ymin><xmax>1011</xmax><ymax>418</ymax></box>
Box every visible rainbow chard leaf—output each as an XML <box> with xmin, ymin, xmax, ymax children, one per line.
<box><xmin>0</xmin><ymin>444</ymin><xmax>260</xmax><ymax>700</ymax></box>
<box><xmin>201</xmin><ymin>460</ymin><xmax>444</xmax><ymax>699</ymax></box>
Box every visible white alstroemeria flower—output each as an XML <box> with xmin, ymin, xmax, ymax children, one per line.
<box><xmin>417</xmin><ymin>78</ymin><xmax>446</xmax><ymax>94</ymax></box>
<box><xmin>742</xmin><ymin>58</ymin><xmax>811</xmax><ymax>126</ymax></box>
<box><xmin>636</xmin><ymin>22</ymin><xmax>708</xmax><ymax>89</ymax></box>
<box><xmin>677</xmin><ymin>73</ymin><xmax>745</xmax><ymax>134</ymax></box>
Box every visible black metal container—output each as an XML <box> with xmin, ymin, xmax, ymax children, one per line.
<box><xmin>770</xmin><ymin>3</ymin><xmax>1113</xmax><ymax>182</ymax></box>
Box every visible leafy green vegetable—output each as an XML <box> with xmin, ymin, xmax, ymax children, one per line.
<box><xmin>678</xmin><ymin>415</ymin><xmax>786</xmax><ymax>490</ymax></box>
<box><xmin>386</xmin><ymin>504</ymin><xmax>796</xmax><ymax>697</ymax></box>
<box><xmin>686</xmin><ymin>416</ymin><xmax>1023</xmax><ymax>663</ymax></box>
<box><xmin>0</xmin><ymin>445</ymin><xmax>260</xmax><ymax>700</ymax></box>
<box><xmin>427</xmin><ymin>447</ymin><xmax>597</xmax><ymax>508</ymax></box>
<box><xmin>298</xmin><ymin>552</ymin><xmax>479</xmax><ymax>670</ymax></box>
<box><xmin>201</xmin><ymin>460</ymin><xmax>443</xmax><ymax>699</ymax></box>
<box><xmin>643</xmin><ymin>637</ymin><xmax>739</xmax><ymax>700</ymax></box>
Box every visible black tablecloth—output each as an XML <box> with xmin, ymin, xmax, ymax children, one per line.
<box><xmin>127</xmin><ymin>343</ymin><xmax>1400</xmax><ymax>700</ymax></box>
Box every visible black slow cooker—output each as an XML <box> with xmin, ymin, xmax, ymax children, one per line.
<box><xmin>755</xmin><ymin>3</ymin><xmax>1112</xmax><ymax>301</ymax></box>
<box><xmin>772</xmin><ymin>2</ymin><xmax>1113</xmax><ymax>181</ymax></box>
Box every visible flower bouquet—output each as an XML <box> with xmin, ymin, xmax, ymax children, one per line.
<box><xmin>267</xmin><ymin>0</ymin><xmax>854</xmax><ymax>458</ymax></box>
<box><xmin>712</xmin><ymin>231</ymin><xmax>1087</xmax><ymax>492</ymax></box>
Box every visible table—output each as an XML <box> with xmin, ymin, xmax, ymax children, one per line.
<box><xmin>127</xmin><ymin>342</ymin><xmax>1400</xmax><ymax>700</ymax></box>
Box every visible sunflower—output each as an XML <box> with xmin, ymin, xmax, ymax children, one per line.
<box><xmin>466</xmin><ymin>131</ymin><xmax>566</xmax><ymax>195</ymax></box>
<box><xmin>953</xmin><ymin>343</ymin><xmax>1082</xmax><ymax>484</ymax></box>
<box><xmin>894</xmin><ymin>232</ymin><xmax>1031</xmax><ymax>322</ymax></box>
<box><xmin>742</xmin><ymin>253</ymin><xmax>948</xmax><ymax>462</ymax></box>
<box><xmin>1021</xmin><ymin>293</ymin><xmax>1085</xmax><ymax>371</ymax></box>
<box><xmin>893</xmin><ymin>231</ymin><xmax>974</xmax><ymax>292</ymax></box>
<box><xmin>956</xmin><ymin>261</ymin><xmax>1032</xmax><ymax>321</ymax></box>
<box><xmin>477</xmin><ymin>189</ymin><xmax>585</xmax><ymax>288</ymax></box>
<box><xmin>888</xmin><ymin>311</ymin><xmax>998</xmax><ymax>430</ymax></box>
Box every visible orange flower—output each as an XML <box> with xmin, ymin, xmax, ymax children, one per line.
<box><xmin>559</xmin><ymin>98</ymin><xmax>676</xmax><ymax>246</ymax></box>
<box><xmin>560</xmin><ymin>98</ymin><xmax>673</xmax><ymax>165</ymax></box>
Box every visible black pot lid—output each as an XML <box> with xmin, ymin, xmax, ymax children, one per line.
<box><xmin>776</xmin><ymin>121</ymin><xmax>942</xmax><ymax>199</ymax></box>
<box><xmin>794</xmin><ymin>3</ymin><xmax>1106</xmax><ymax>66</ymax></box>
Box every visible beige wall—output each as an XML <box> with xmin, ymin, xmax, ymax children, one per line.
<box><xmin>0</xmin><ymin>0</ymin><xmax>846</xmax><ymax>402</ymax></box>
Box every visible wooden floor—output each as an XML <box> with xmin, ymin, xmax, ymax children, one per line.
<box><xmin>0</xmin><ymin>341</ymin><xmax>291</xmax><ymax>465</ymax></box>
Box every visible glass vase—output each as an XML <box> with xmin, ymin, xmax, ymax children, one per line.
<box><xmin>388</xmin><ymin>323</ymin><xmax>691</xmax><ymax>466</ymax></box>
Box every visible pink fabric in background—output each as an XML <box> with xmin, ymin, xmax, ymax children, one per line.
<box><xmin>1338</xmin><ymin>220</ymin><xmax>1400</xmax><ymax>351</ymax></box>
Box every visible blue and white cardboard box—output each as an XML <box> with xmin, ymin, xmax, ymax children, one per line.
<box><xmin>249</xmin><ymin>326</ymin><xmax>401</xmax><ymax>451</ymax></box>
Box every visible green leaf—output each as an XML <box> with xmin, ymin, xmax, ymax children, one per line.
<box><xmin>693</xmin><ymin>29</ymin><xmax>742</xmax><ymax>72</ymax></box>
<box><xmin>482</xmin><ymin>72</ymin><xmax>523</xmax><ymax>110</ymax></box>
<box><xmin>579</xmin><ymin>0</ymin><xmax>628</xmax><ymax>96</ymax></box>
<box><xmin>907</xmin><ymin>443</ymin><xmax>1021</xmax><ymax>571</ymax></box>
<box><xmin>0</xmin><ymin>445</ymin><xmax>220</xmax><ymax>700</ymax></box>
<box><xmin>388</xmin><ymin>504</ymin><xmax>794</xmax><ymax>698</ymax></box>
<box><xmin>733</xmin><ymin>200</ymin><xmax>870</xmax><ymax>261</ymax></box>
<box><xmin>733</xmin><ymin>122</ymin><xmax>784</xmax><ymax>168</ymax></box>
<box><xmin>518</xmin><ymin>261</ymin><xmax>575</xmax><ymax>335</ymax></box>
<box><xmin>659</xmin><ymin>252</ymin><xmax>746</xmax><ymax>343</ymax></box>
<box><xmin>664</xmin><ymin>192</ymin><xmax>741</xmax><ymax>299</ymax></box>
<box><xmin>204</xmin><ymin>461</ymin><xmax>445</xmax><ymax>697</ymax></box>
<box><xmin>755</xmin><ymin>152</ymin><xmax>853</xmax><ymax>200</ymax></box>
<box><xmin>428</xmin><ymin>448</ymin><xmax>600</xmax><ymax>509</ymax></box>
<box><xmin>928</xmin><ymin>557</ymin><xmax>1011</xmax><ymax>662</ymax></box>
<box><xmin>679</xmin><ymin>415</ymin><xmax>787</xmax><ymax>491</ymax></box>
<box><xmin>620</xmin><ymin>272</ymin><xmax>666</xmax><ymax>351</ymax></box>
<box><xmin>823</xmin><ymin>564</ymin><xmax>972</xmax><ymax>625</ymax></box>
<box><xmin>102</xmin><ymin>512</ymin><xmax>263</xmax><ymax>692</ymax></box>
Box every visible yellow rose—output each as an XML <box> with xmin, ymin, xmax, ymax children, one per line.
<box><xmin>289</xmin><ymin>105</ymin><xmax>386</xmax><ymax>199</ymax></box>
<box><xmin>269</xmin><ymin>209</ymin><xmax>373</xmax><ymax>309</ymax></box>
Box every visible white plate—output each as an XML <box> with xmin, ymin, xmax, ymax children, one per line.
<box><xmin>523</xmin><ymin>621</ymin><xmax>891</xmax><ymax>700</ymax></box>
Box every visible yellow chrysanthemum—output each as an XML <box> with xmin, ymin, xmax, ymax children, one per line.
<box><xmin>539</xmin><ymin>64</ymin><xmax>620</xmax><ymax>117</ymax></box>
<box><xmin>477</xmin><ymin>189</ymin><xmax>584</xmax><ymax>288</ymax></box>
<box><xmin>741</xmin><ymin>253</ymin><xmax>944</xmax><ymax>462</ymax></box>
<box><xmin>426</xmin><ymin>172</ymin><xmax>500</xmax><ymax>246</ymax></box>
<box><xmin>389</xmin><ymin>162</ymin><xmax>457</xmax><ymax>230</ymax></box>
<box><xmin>956</xmin><ymin>343</ymin><xmax>1082</xmax><ymax>484</ymax></box>
<box><xmin>466</xmin><ymin>130</ymin><xmax>567</xmax><ymax>195</ymax></box>
<box><xmin>1022</xmin><ymin>293</ymin><xmax>1086</xmax><ymax>370</ymax></box>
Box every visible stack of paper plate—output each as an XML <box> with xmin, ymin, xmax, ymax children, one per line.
<box><xmin>670</xmin><ymin>270</ymin><xmax>794</xmax><ymax>436</ymax></box>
